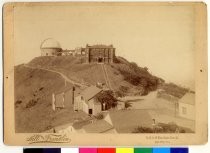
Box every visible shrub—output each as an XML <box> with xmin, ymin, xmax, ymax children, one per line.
<box><xmin>119</xmin><ymin>85</ymin><xmax>129</xmax><ymax>93</ymax></box>
<box><xmin>161</xmin><ymin>83</ymin><xmax>189</xmax><ymax>98</ymax></box>
<box><xmin>133</xmin><ymin>122</ymin><xmax>192</xmax><ymax>133</ymax></box>
<box><xmin>133</xmin><ymin>126</ymin><xmax>153</xmax><ymax>133</ymax></box>
<box><xmin>180</xmin><ymin>129</ymin><xmax>186</xmax><ymax>133</ymax></box>
<box><xmin>15</xmin><ymin>100</ymin><xmax>22</xmax><ymax>105</ymax></box>
<box><xmin>15</xmin><ymin>100</ymin><xmax>22</xmax><ymax>107</ymax></box>
<box><xmin>95</xmin><ymin>113</ymin><xmax>104</xmax><ymax>120</ymax></box>
<box><xmin>95</xmin><ymin>90</ymin><xmax>118</xmax><ymax>109</ymax></box>
<box><xmin>25</xmin><ymin>99</ymin><xmax>38</xmax><ymax>108</ymax></box>
<box><xmin>39</xmin><ymin>87</ymin><xmax>44</xmax><ymax>91</ymax></box>
<box><xmin>115</xmin><ymin>90</ymin><xmax>125</xmax><ymax>98</ymax></box>
<box><xmin>125</xmin><ymin>101</ymin><xmax>132</xmax><ymax>109</ymax></box>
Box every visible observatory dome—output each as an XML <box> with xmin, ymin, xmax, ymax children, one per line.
<box><xmin>40</xmin><ymin>38</ymin><xmax>62</xmax><ymax>56</ymax></box>
<box><xmin>41</xmin><ymin>38</ymin><xmax>61</xmax><ymax>49</ymax></box>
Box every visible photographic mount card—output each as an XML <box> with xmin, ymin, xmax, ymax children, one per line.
<box><xmin>3</xmin><ymin>2</ymin><xmax>208</xmax><ymax>146</ymax></box>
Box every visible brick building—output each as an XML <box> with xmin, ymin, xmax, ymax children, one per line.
<box><xmin>85</xmin><ymin>44</ymin><xmax>115</xmax><ymax>63</ymax></box>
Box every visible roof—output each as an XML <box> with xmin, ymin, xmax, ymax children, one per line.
<box><xmin>54</xmin><ymin>123</ymin><xmax>73</xmax><ymax>132</ymax></box>
<box><xmin>72</xmin><ymin>119</ymin><xmax>92</xmax><ymax>130</ymax></box>
<box><xmin>83</xmin><ymin>120</ymin><xmax>113</xmax><ymax>133</ymax></box>
<box><xmin>41</xmin><ymin>38</ymin><xmax>61</xmax><ymax>49</ymax></box>
<box><xmin>86</xmin><ymin>44</ymin><xmax>114</xmax><ymax>49</ymax></box>
<box><xmin>80</xmin><ymin>86</ymin><xmax>102</xmax><ymax>101</ymax></box>
<box><xmin>107</xmin><ymin>110</ymin><xmax>153</xmax><ymax>133</ymax></box>
<box><xmin>179</xmin><ymin>92</ymin><xmax>195</xmax><ymax>105</ymax></box>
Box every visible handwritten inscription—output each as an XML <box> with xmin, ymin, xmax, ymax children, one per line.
<box><xmin>26</xmin><ymin>134</ymin><xmax>71</xmax><ymax>144</ymax></box>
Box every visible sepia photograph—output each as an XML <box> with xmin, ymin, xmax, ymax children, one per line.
<box><xmin>3</xmin><ymin>2</ymin><xmax>207</xmax><ymax>145</ymax></box>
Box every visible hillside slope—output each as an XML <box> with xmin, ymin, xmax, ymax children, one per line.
<box><xmin>15</xmin><ymin>56</ymin><xmax>190</xmax><ymax>132</ymax></box>
<box><xmin>28</xmin><ymin>56</ymin><xmax>162</xmax><ymax>96</ymax></box>
<box><xmin>15</xmin><ymin>65</ymin><xmax>88</xmax><ymax>133</ymax></box>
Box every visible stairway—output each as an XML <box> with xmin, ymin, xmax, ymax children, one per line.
<box><xmin>101</xmin><ymin>64</ymin><xmax>112</xmax><ymax>90</ymax></box>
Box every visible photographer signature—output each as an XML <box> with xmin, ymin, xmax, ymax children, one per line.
<box><xmin>26</xmin><ymin>134</ymin><xmax>71</xmax><ymax>144</ymax></box>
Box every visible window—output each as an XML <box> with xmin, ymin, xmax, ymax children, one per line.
<box><xmin>182</xmin><ymin>107</ymin><xmax>187</xmax><ymax>114</ymax></box>
<box><xmin>81</xmin><ymin>96</ymin><xmax>84</xmax><ymax>100</ymax></box>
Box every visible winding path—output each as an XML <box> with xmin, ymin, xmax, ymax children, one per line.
<box><xmin>24</xmin><ymin>64</ymin><xmax>88</xmax><ymax>88</ymax></box>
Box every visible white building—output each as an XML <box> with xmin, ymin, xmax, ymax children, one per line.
<box><xmin>178</xmin><ymin>92</ymin><xmax>195</xmax><ymax>120</ymax></box>
<box><xmin>40</xmin><ymin>38</ymin><xmax>62</xmax><ymax>56</ymax></box>
<box><xmin>74</xmin><ymin>86</ymin><xmax>103</xmax><ymax>116</ymax></box>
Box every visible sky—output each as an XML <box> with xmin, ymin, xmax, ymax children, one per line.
<box><xmin>13</xmin><ymin>3</ymin><xmax>195</xmax><ymax>89</ymax></box>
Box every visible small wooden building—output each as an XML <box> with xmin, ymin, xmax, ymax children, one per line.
<box><xmin>52</xmin><ymin>86</ymin><xmax>74</xmax><ymax>110</ymax></box>
<box><xmin>178</xmin><ymin>92</ymin><xmax>195</xmax><ymax>120</ymax></box>
<box><xmin>74</xmin><ymin>86</ymin><xmax>103</xmax><ymax>115</ymax></box>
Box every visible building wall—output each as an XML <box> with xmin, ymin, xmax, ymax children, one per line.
<box><xmin>179</xmin><ymin>103</ymin><xmax>195</xmax><ymax>120</ymax></box>
<box><xmin>74</xmin><ymin>96</ymin><xmax>84</xmax><ymax>111</ymax></box>
<box><xmin>88</xmin><ymin>99</ymin><xmax>102</xmax><ymax>115</ymax></box>
<box><xmin>64</xmin><ymin>90</ymin><xmax>73</xmax><ymax>108</ymax></box>
<box><xmin>93</xmin><ymin>103</ymin><xmax>102</xmax><ymax>115</ymax></box>
<box><xmin>82</xmin><ymin>101</ymin><xmax>89</xmax><ymax>114</ymax></box>
<box><xmin>41</xmin><ymin>48</ymin><xmax>61</xmax><ymax>56</ymax></box>
<box><xmin>86</xmin><ymin>47</ymin><xmax>115</xmax><ymax>63</ymax></box>
<box><xmin>55</xmin><ymin>93</ymin><xmax>64</xmax><ymax>108</ymax></box>
<box><xmin>75</xmin><ymin>96</ymin><xmax>102</xmax><ymax>115</ymax></box>
<box><xmin>57</xmin><ymin>126</ymin><xmax>76</xmax><ymax>134</ymax></box>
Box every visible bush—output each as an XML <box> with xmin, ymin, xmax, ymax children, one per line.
<box><xmin>95</xmin><ymin>113</ymin><xmax>104</xmax><ymax>120</ymax></box>
<box><xmin>125</xmin><ymin>102</ymin><xmax>132</xmax><ymax>109</ymax></box>
<box><xmin>115</xmin><ymin>90</ymin><xmax>125</xmax><ymax>98</ymax></box>
<box><xmin>95</xmin><ymin>90</ymin><xmax>118</xmax><ymax>109</ymax></box>
<box><xmin>157</xmin><ymin>122</ymin><xmax>178</xmax><ymax>133</ymax></box>
<box><xmin>39</xmin><ymin>87</ymin><xmax>44</xmax><ymax>91</ymax></box>
<box><xmin>15</xmin><ymin>100</ymin><xmax>22</xmax><ymax>105</ymax></box>
<box><xmin>119</xmin><ymin>85</ymin><xmax>129</xmax><ymax>92</ymax></box>
<box><xmin>132</xmin><ymin>122</ymin><xmax>192</xmax><ymax>133</ymax></box>
<box><xmin>15</xmin><ymin>100</ymin><xmax>22</xmax><ymax>107</ymax></box>
<box><xmin>25</xmin><ymin>99</ymin><xmax>38</xmax><ymax>108</ymax></box>
<box><xmin>161</xmin><ymin>83</ymin><xmax>189</xmax><ymax>98</ymax></box>
<box><xmin>133</xmin><ymin>126</ymin><xmax>153</xmax><ymax>133</ymax></box>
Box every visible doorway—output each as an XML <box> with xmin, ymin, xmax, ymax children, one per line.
<box><xmin>89</xmin><ymin>109</ymin><xmax>93</xmax><ymax>115</ymax></box>
<box><xmin>98</xmin><ymin>57</ymin><xmax>103</xmax><ymax>63</ymax></box>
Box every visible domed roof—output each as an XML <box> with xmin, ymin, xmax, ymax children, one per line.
<box><xmin>40</xmin><ymin>38</ymin><xmax>61</xmax><ymax>49</ymax></box>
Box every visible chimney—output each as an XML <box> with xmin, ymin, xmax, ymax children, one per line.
<box><xmin>52</xmin><ymin>93</ymin><xmax>56</xmax><ymax>111</ymax></box>
<box><xmin>72</xmin><ymin>86</ymin><xmax>75</xmax><ymax>105</ymax></box>
<box><xmin>103</xmin><ymin>103</ymin><xmax>106</xmax><ymax>111</ymax></box>
<box><xmin>152</xmin><ymin>119</ymin><xmax>156</xmax><ymax>125</ymax></box>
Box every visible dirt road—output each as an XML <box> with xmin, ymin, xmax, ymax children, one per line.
<box><xmin>24</xmin><ymin>64</ymin><xmax>88</xmax><ymax>88</ymax></box>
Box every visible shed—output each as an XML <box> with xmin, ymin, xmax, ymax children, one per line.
<box><xmin>52</xmin><ymin>86</ymin><xmax>73</xmax><ymax>110</ymax></box>
<box><xmin>74</xmin><ymin>86</ymin><xmax>103</xmax><ymax>115</ymax></box>
<box><xmin>178</xmin><ymin>92</ymin><xmax>195</xmax><ymax>120</ymax></box>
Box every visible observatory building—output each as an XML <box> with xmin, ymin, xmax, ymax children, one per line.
<box><xmin>40</xmin><ymin>38</ymin><xmax>115</xmax><ymax>63</ymax></box>
<box><xmin>85</xmin><ymin>44</ymin><xmax>115</xmax><ymax>63</ymax></box>
<box><xmin>40</xmin><ymin>38</ymin><xmax>62</xmax><ymax>56</ymax></box>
